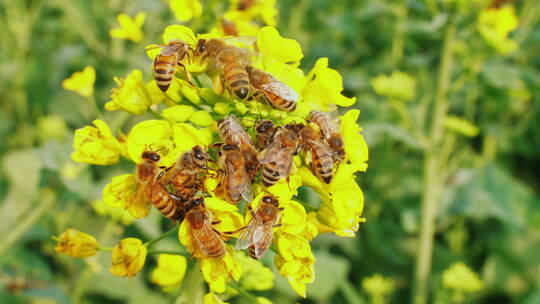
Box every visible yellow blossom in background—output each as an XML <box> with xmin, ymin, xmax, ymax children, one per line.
<box><xmin>71</xmin><ymin>119</ymin><xmax>121</xmax><ymax>165</ymax></box>
<box><xmin>228</xmin><ymin>0</ymin><xmax>278</xmax><ymax>26</ymax></box>
<box><xmin>442</xmin><ymin>262</ymin><xmax>484</xmax><ymax>293</ymax></box>
<box><xmin>106</xmin><ymin>70</ymin><xmax>152</xmax><ymax>115</ymax></box>
<box><xmin>236</xmin><ymin>252</ymin><xmax>274</xmax><ymax>291</ymax></box>
<box><xmin>109</xmin><ymin>12</ymin><xmax>146</xmax><ymax>42</ymax></box>
<box><xmin>477</xmin><ymin>6</ymin><xmax>519</xmax><ymax>54</ymax></box>
<box><xmin>151</xmin><ymin>254</ymin><xmax>188</xmax><ymax>287</ymax></box>
<box><xmin>371</xmin><ymin>71</ymin><xmax>417</xmax><ymax>101</ymax></box>
<box><xmin>170</xmin><ymin>0</ymin><xmax>203</xmax><ymax>22</ymax></box>
<box><xmin>110</xmin><ymin>238</ymin><xmax>147</xmax><ymax>277</ymax></box>
<box><xmin>37</xmin><ymin>115</ymin><xmax>68</xmax><ymax>142</ymax></box>
<box><xmin>444</xmin><ymin>115</ymin><xmax>479</xmax><ymax>137</ymax></box>
<box><xmin>301</xmin><ymin>58</ymin><xmax>356</xmax><ymax>112</ymax></box>
<box><xmin>362</xmin><ymin>274</ymin><xmax>396</xmax><ymax>304</ymax></box>
<box><xmin>61</xmin><ymin>66</ymin><xmax>96</xmax><ymax>97</ymax></box>
<box><xmin>93</xmin><ymin>200</ymin><xmax>135</xmax><ymax>226</ymax></box>
<box><xmin>126</xmin><ymin>119</ymin><xmax>175</xmax><ymax>166</ymax></box>
<box><xmin>54</xmin><ymin>229</ymin><xmax>98</xmax><ymax>258</ymax></box>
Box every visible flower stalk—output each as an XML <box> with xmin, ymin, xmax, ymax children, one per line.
<box><xmin>412</xmin><ymin>19</ymin><xmax>456</xmax><ymax>304</ymax></box>
<box><xmin>144</xmin><ymin>226</ymin><xmax>179</xmax><ymax>248</ymax></box>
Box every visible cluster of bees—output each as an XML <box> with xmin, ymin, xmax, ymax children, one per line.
<box><xmin>136</xmin><ymin>113</ymin><xmax>344</xmax><ymax>260</ymax></box>
<box><xmin>136</xmin><ymin>37</ymin><xmax>345</xmax><ymax>259</ymax></box>
<box><xmin>153</xmin><ymin>37</ymin><xmax>299</xmax><ymax>112</ymax></box>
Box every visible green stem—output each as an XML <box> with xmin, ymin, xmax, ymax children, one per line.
<box><xmin>228</xmin><ymin>283</ymin><xmax>259</xmax><ymax>302</ymax></box>
<box><xmin>87</xmin><ymin>95</ymin><xmax>103</xmax><ymax>120</ymax></box>
<box><xmin>147</xmin><ymin>249</ymin><xmax>190</xmax><ymax>256</ymax></box>
<box><xmin>340</xmin><ymin>280</ymin><xmax>366</xmax><ymax>304</ymax></box>
<box><xmin>144</xmin><ymin>226</ymin><xmax>178</xmax><ymax>248</ymax></box>
<box><xmin>412</xmin><ymin>20</ymin><xmax>456</xmax><ymax>304</ymax></box>
<box><xmin>391</xmin><ymin>1</ymin><xmax>407</xmax><ymax>67</ymax></box>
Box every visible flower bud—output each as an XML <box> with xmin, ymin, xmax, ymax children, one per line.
<box><xmin>105</xmin><ymin>70</ymin><xmax>152</xmax><ymax>115</ymax></box>
<box><xmin>54</xmin><ymin>229</ymin><xmax>98</xmax><ymax>258</ymax></box>
<box><xmin>110</xmin><ymin>238</ymin><xmax>147</xmax><ymax>277</ymax></box>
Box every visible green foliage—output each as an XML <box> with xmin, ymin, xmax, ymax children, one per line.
<box><xmin>1</xmin><ymin>0</ymin><xmax>540</xmax><ymax>303</ymax></box>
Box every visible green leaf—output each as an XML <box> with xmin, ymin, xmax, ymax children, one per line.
<box><xmin>308</xmin><ymin>250</ymin><xmax>351</xmax><ymax>302</ymax></box>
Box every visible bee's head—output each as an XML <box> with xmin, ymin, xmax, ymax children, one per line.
<box><xmin>142</xmin><ymin>151</ymin><xmax>160</xmax><ymax>162</ymax></box>
<box><xmin>192</xmin><ymin>146</ymin><xmax>210</xmax><ymax>169</ymax></box>
<box><xmin>256</xmin><ymin>120</ymin><xmax>274</xmax><ymax>134</ymax></box>
<box><xmin>262</xmin><ymin>195</ymin><xmax>279</xmax><ymax>207</ymax></box>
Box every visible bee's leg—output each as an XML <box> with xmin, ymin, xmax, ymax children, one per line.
<box><xmin>211</xmin><ymin>220</ymin><xmax>221</xmax><ymax>225</ymax></box>
<box><xmin>273</xmin><ymin>223</ymin><xmax>282</xmax><ymax>228</ymax></box>
<box><xmin>178</xmin><ymin>63</ymin><xmax>197</xmax><ymax>89</ymax></box>
<box><xmin>278</xmin><ymin>207</ymin><xmax>284</xmax><ymax>211</ymax></box>
<box><xmin>222</xmin><ymin>226</ymin><xmax>247</xmax><ymax>235</ymax></box>
<box><xmin>246</xmin><ymin>204</ymin><xmax>257</xmax><ymax>218</ymax></box>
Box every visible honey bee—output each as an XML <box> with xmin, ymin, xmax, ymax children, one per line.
<box><xmin>151</xmin><ymin>39</ymin><xmax>191</xmax><ymax>92</ymax></box>
<box><xmin>195</xmin><ymin>38</ymin><xmax>251</xmax><ymax>99</ymax></box>
<box><xmin>246</xmin><ymin>66</ymin><xmax>299</xmax><ymax>112</ymax></box>
<box><xmin>255</xmin><ymin>119</ymin><xmax>278</xmax><ymax>149</ymax></box>
<box><xmin>235</xmin><ymin>195</ymin><xmax>283</xmax><ymax>259</ymax></box>
<box><xmin>221</xmin><ymin>19</ymin><xmax>239</xmax><ymax>37</ymax></box>
<box><xmin>217</xmin><ymin>115</ymin><xmax>259</xmax><ymax>179</ymax></box>
<box><xmin>237</xmin><ymin>0</ymin><xmax>256</xmax><ymax>10</ymax></box>
<box><xmin>136</xmin><ymin>151</ymin><xmax>183</xmax><ymax>221</ymax></box>
<box><xmin>293</xmin><ymin>123</ymin><xmax>335</xmax><ymax>184</ymax></box>
<box><xmin>183</xmin><ymin>197</ymin><xmax>226</xmax><ymax>259</ymax></box>
<box><xmin>215</xmin><ymin>144</ymin><xmax>252</xmax><ymax>203</ymax></box>
<box><xmin>309</xmin><ymin>110</ymin><xmax>345</xmax><ymax>162</ymax></box>
<box><xmin>258</xmin><ymin>126</ymin><xmax>299</xmax><ymax>186</ymax></box>
<box><xmin>160</xmin><ymin>146</ymin><xmax>211</xmax><ymax>203</ymax></box>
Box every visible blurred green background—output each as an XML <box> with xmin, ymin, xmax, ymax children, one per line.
<box><xmin>1</xmin><ymin>0</ymin><xmax>539</xmax><ymax>303</ymax></box>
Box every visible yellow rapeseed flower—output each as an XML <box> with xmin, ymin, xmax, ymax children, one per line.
<box><xmin>477</xmin><ymin>6</ymin><xmax>519</xmax><ymax>54</ymax></box>
<box><xmin>151</xmin><ymin>254</ymin><xmax>188</xmax><ymax>287</ymax></box>
<box><xmin>274</xmin><ymin>246</ymin><xmax>315</xmax><ymax>298</ymax></box>
<box><xmin>301</xmin><ymin>58</ymin><xmax>356</xmax><ymax>111</ymax></box>
<box><xmin>257</xmin><ymin>26</ymin><xmax>303</xmax><ymax>67</ymax></box>
<box><xmin>340</xmin><ymin>109</ymin><xmax>369</xmax><ymax>166</ymax></box>
<box><xmin>444</xmin><ymin>115</ymin><xmax>480</xmax><ymax>137</ymax></box>
<box><xmin>105</xmin><ymin>70</ymin><xmax>152</xmax><ymax>115</ymax></box>
<box><xmin>54</xmin><ymin>228</ymin><xmax>98</xmax><ymax>258</ymax></box>
<box><xmin>442</xmin><ymin>262</ymin><xmax>484</xmax><ymax>293</ymax></box>
<box><xmin>61</xmin><ymin>66</ymin><xmax>96</xmax><ymax>97</ymax></box>
<box><xmin>172</xmin><ymin>123</ymin><xmax>213</xmax><ymax>155</ymax></box>
<box><xmin>199</xmin><ymin>251</ymin><xmax>242</xmax><ymax>293</ymax></box>
<box><xmin>299</xmin><ymin>163</ymin><xmax>366</xmax><ymax>237</ymax></box>
<box><xmin>71</xmin><ymin>119</ymin><xmax>121</xmax><ymax>165</ymax></box>
<box><xmin>170</xmin><ymin>0</ymin><xmax>203</xmax><ymax>22</ymax></box>
<box><xmin>110</xmin><ymin>238</ymin><xmax>148</xmax><ymax>277</ymax></box>
<box><xmin>126</xmin><ymin>119</ymin><xmax>175</xmax><ymax>166</ymax></box>
<box><xmin>189</xmin><ymin>110</ymin><xmax>214</xmax><ymax>127</ymax></box>
<box><xmin>371</xmin><ymin>71</ymin><xmax>417</xmax><ymax>101</ymax></box>
<box><xmin>109</xmin><ymin>12</ymin><xmax>146</xmax><ymax>42</ymax></box>
<box><xmin>102</xmin><ymin>174</ymin><xmax>138</xmax><ymax>207</ymax></box>
<box><xmin>161</xmin><ymin>105</ymin><xmax>196</xmax><ymax>123</ymax></box>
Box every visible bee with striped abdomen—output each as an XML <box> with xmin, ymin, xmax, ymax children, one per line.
<box><xmin>215</xmin><ymin>144</ymin><xmax>253</xmax><ymax>203</ymax></box>
<box><xmin>235</xmin><ymin>194</ymin><xmax>283</xmax><ymax>259</ymax></box>
<box><xmin>183</xmin><ymin>197</ymin><xmax>226</xmax><ymax>259</ymax></box>
<box><xmin>309</xmin><ymin>110</ymin><xmax>345</xmax><ymax>162</ymax></box>
<box><xmin>293</xmin><ymin>123</ymin><xmax>335</xmax><ymax>184</ymax></box>
<box><xmin>195</xmin><ymin>38</ymin><xmax>251</xmax><ymax>100</ymax></box>
<box><xmin>247</xmin><ymin>66</ymin><xmax>298</xmax><ymax>112</ymax></box>
<box><xmin>217</xmin><ymin>115</ymin><xmax>259</xmax><ymax>180</ymax></box>
<box><xmin>151</xmin><ymin>39</ymin><xmax>191</xmax><ymax>92</ymax></box>
<box><xmin>135</xmin><ymin>151</ymin><xmax>183</xmax><ymax>221</ymax></box>
<box><xmin>255</xmin><ymin>119</ymin><xmax>278</xmax><ymax>149</ymax></box>
<box><xmin>258</xmin><ymin>126</ymin><xmax>299</xmax><ymax>187</ymax></box>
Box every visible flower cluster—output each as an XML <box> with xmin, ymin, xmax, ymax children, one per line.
<box><xmin>56</xmin><ymin>4</ymin><xmax>368</xmax><ymax>300</ymax></box>
<box><xmin>477</xmin><ymin>5</ymin><xmax>519</xmax><ymax>55</ymax></box>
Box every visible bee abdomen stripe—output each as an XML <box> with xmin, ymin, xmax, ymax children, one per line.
<box><xmin>231</xmin><ymin>80</ymin><xmax>249</xmax><ymax>87</ymax></box>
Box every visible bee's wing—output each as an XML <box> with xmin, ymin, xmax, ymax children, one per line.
<box><xmin>276</xmin><ymin>147</ymin><xmax>295</xmax><ymax>177</ymax></box>
<box><xmin>133</xmin><ymin>183</ymin><xmax>152</xmax><ymax>217</ymax></box>
<box><xmin>260</xmin><ymin>80</ymin><xmax>299</xmax><ymax>102</ymax></box>
<box><xmin>224</xmin><ymin>115</ymin><xmax>253</xmax><ymax>145</ymax></box>
<box><xmin>190</xmin><ymin>219</ymin><xmax>219</xmax><ymax>257</ymax></box>
<box><xmin>235</xmin><ymin>214</ymin><xmax>265</xmax><ymax>250</ymax></box>
<box><xmin>251</xmin><ymin>222</ymin><xmax>276</xmax><ymax>259</ymax></box>
<box><xmin>258</xmin><ymin>131</ymin><xmax>284</xmax><ymax>164</ymax></box>
<box><xmin>240</xmin><ymin>171</ymin><xmax>253</xmax><ymax>202</ymax></box>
